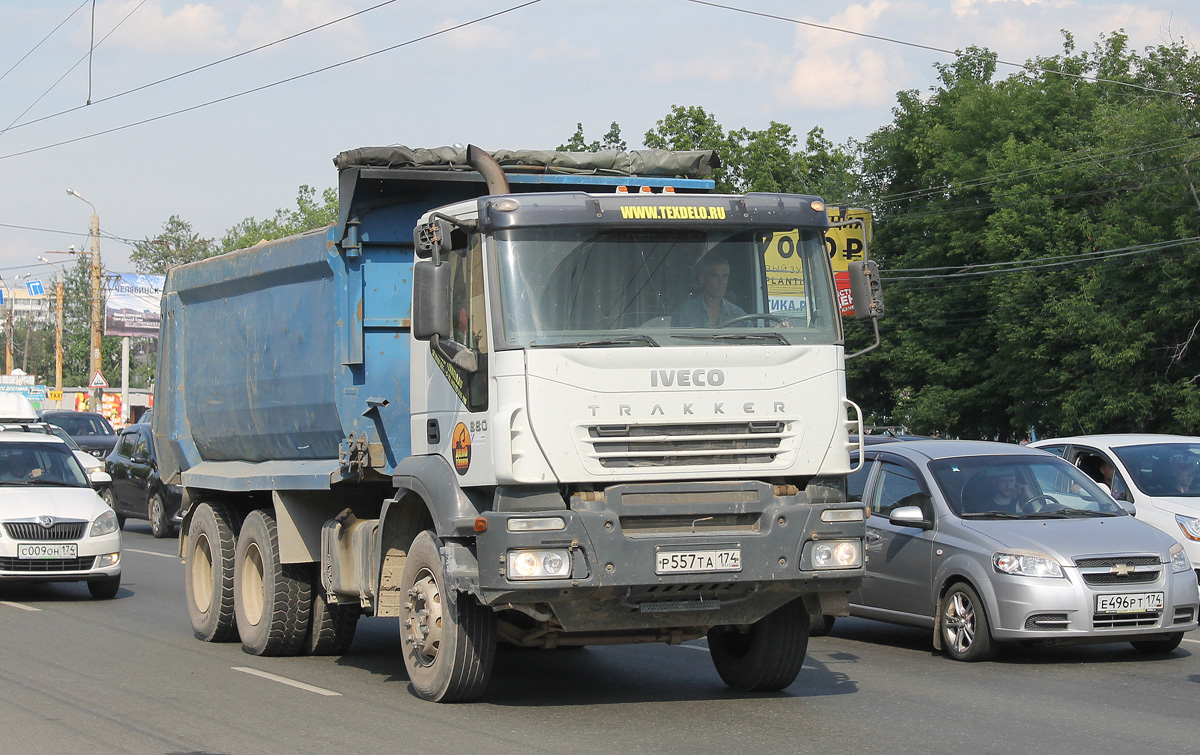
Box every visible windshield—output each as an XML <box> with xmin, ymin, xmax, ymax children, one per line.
<box><xmin>50</xmin><ymin>426</ymin><xmax>83</xmax><ymax>451</ymax></box>
<box><xmin>1111</xmin><ymin>442</ymin><xmax>1200</xmax><ymax>497</ymax></box>
<box><xmin>494</xmin><ymin>225</ymin><xmax>840</xmax><ymax>348</ymax></box>
<box><xmin>48</xmin><ymin>414</ymin><xmax>114</xmax><ymax>437</ymax></box>
<box><xmin>0</xmin><ymin>443</ymin><xmax>90</xmax><ymax>487</ymax></box>
<box><xmin>928</xmin><ymin>455</ymin><xmax>1126</xmax><ymax>519</ymax></box>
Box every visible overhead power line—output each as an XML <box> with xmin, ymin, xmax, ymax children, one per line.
<box><xmin>1</xmin><ymin>0</ymin><xmax>401</xmax><ymax>138</ymax></box>
<box><xmin>0</xmin><ymin>0</ymin><xmax>543</xmax><ymax>162</ymax></box>
<box><xmin>0</xmin><ymin>0</ymin><xmax>90</xmax><ymax>85</ymax></box>
<box><xmin>686</xmin><ymin>0</ymin><xmax>1195</xmax><ymax>98</ymax></box>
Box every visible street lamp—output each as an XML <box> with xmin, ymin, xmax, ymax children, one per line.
<box><xmin>0</xmin><ymin>274</ymin><xmax>30</xmax><ymax>375</ymax></box>
<box><xmin>36</xmin><ymin>256</ymin><xmax>65</xmax><ymax>396</ymax></box>
<box><xmin>67</xmin><ymin>188</ymin><xmax>103</xmax><ymax>412</ymax></box>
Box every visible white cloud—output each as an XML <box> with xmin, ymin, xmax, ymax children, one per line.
<box><xmin>434</xmin><ymin>17</ymin><xmax>518</xmax><ymax>52</ymax></box>
<box><xmin>96</xmin><ymin>0</ymin><xmax>230</xmax><ymax>55</ymax></box>
<box><xmin>782</xmin><ymin>47</ymin><xmax>909</xmax><ymax>109</ymax></box>
<box><xmin>531</xmin><ymin>40</ymin><xmax>602</xmax><ymax>63</ymax></box>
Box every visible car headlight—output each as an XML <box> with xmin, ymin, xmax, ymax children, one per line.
<box><xmin>1169</xmin><ymin>544</ymin><xmax>1192</xmax><ymax>573</ymax></box>
<box><xmin>993</xmin><ymin>552</ymin><xmax>1063</xmax><ymax>578</ymax></box>
<box><xmin>506</xmin><ymin>549</ymin><xmax>571</xmax><ymax>580</ymax></box>
<box><xmin>1176</xmin><ymin>514</ymin><xmax>1200</xmax><ymax>542</ymax></box>
<box><xmin>811</xmin><ymin>540</ymin><xmax>862</xmax><ymax>569</ymax></box>
<box><xmin>90</xmin><ymin>509</ymin><xmax>119</xmax><ymax>537</ymax></box>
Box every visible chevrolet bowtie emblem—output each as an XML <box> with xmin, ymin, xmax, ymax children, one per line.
<box><xmin>1111</xmin><ymin>563</ymin><xmax>1134</xmax><ymax>576</ymax></box>
<box><xmin>38</xmin><ymin>515</ymin><xmax>55</xmax><ymax>528</ymax></box>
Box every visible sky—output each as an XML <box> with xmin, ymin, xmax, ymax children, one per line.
<box><xmin>0</xmin><ymin>0</ymin><xmax>1196</xmax><ymax>282</ymax></box>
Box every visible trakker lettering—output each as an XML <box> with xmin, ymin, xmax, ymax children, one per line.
<box><xmin>588</xmin><ymin>401</ymin><xmax>787</xmax><ymax>417</ymax></box>
<box><xmin>618</xmin><ymin>205</ymin><xmax>727</xmax><ymax>220</ymax></box>
<box><xmin>650</xmin><ymin>369</ymin><xmax>725</xmax><ymax>387</ymax></box>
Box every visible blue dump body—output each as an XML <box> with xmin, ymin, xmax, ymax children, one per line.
<box><xmin>156</xmin><ymin>167</ymin><xmax>714</xmax><ymax>490</ymax></box>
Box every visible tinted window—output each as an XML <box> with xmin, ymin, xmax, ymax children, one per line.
<box><xmin>928</xmin><ymin>455</ymin><xmax>1125</xmax><ymax>519</ymax></box>
<box><xmin>846</xmin><ymin>457</ymin><xmax>873</xmax><ymax>503</ymax></box>
<box><xmin>0</xmin><ymin>443</ymin><xmax>89</xmax><ymax>487</ymax></box>
<box><xmin>870</xmin><ymin>461</ymin><xmax>931</xmax><ymax>518</ymax></box>
<box><xmin>116</xmin><ymin>431</ymin><xmax>136</xmax><ymax>457</ymax></box>
<box><xmin>1111</xmin><ymin>442</ymin><xmax>1200</xmax><ymax>497</ymax></box>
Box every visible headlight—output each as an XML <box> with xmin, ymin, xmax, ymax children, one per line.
<box><xmin>1176</xmin><ymin>514</ymin><xmax>1200</xmax><ymax>542</ymax></box>
<box><xmin>993</xmin><ymin>552</ymin><xmax>1063</xmax><ymax>578</ymax></box>
<box><xmin>811</xmin><ymin>540</ymin><xmax>862</xmax><ymax>569</ymax></box>
<box><xmin>506</xmin><ymin>549</ymin><xmax>572</xmax><ymax>580</ymax></box>
<box><xmin>90</xmin><ymin>509</ymin><xmax>119</xmax><ymax>537</ymax></box>
<box><xmin>1169</xmin><ymin>544</ymin><xmax>1192</xmax><ymax>573</ymax></box>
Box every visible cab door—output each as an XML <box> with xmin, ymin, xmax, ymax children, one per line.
<box><xmin>126</xmin><ymin>427</ymin><xmax>155</xmax><ymax>514</ymax></box>
<box><xmin>858</xmin><ymin>457</ymin><xmax>938</xmax><ymax>620</ymax></box>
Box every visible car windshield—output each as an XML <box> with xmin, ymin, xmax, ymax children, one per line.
<box><xmin>928</xmin><ymin>455</ymin><xmax>1126</xmax><ymax>519</ymax></box>
<box><xmin>1111</xmin><ymin>442</ymin><xmax>1200</xmax><ymax>497</ymax></box>
<box><xmin>49</xmin><ymin>426</ymin><xmax>83</xmax><ymax>451</ymax></box>
<box><xmin>494</xmin><ymin>225</ymin><xmax>841</xmax><ymax>348</ymax></box>
<box><xmin>0</xmin><ymin>443</ymin><xmax>90</xmax><ymax>487</ymax></box>
<box><xmin>48</xmin><ymin>414</ymin><xmax>114</xmax><ymax>437</ymax></box>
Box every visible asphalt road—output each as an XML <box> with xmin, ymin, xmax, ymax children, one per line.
<box><xmin>2</xmin><ymin>524</ymin><xmax>1197</xmax><ymax>754</ymax></box>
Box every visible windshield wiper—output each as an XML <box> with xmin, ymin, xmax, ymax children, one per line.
<box><xmin>960</xmin><ymin>510</ymin><xmax>1022</xmax><ymax>519</ymax></box>
<box><xmin>1028</xmin><ymin>509</ymin><xmax>1117</xmax><ymax>518</ymax></box>
<box><xmin>532</xmin><ymin>334</ymin><xmax>660</xmax><ymax>348</ymax></box>
<box><xmin>671</xmin><ymin>332</ymin><xmax>791</xmax><ymax>345</ymax></box>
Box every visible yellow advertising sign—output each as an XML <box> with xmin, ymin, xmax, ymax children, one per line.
<box><xmin>48</xmin><ymin>390</ymin><xmax>63</xmax><ymax>401</ymax></box>
<box><xmin>762</xmin><ymin>207</ymin><xmax>872</xmax><ymax>316</ymax></box>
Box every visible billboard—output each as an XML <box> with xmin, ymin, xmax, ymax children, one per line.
<box><xmin>762</xmin><ymin>207</ymin><xmax>872</xmax><ymax>318</ymax></box>
<box><xmin>105</xmin><ymin>273</ymin><xmax>165</xmax><ymax>338</ymax></box>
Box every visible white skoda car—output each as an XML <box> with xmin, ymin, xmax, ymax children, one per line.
<box><xmin>0</xmin><ymin>434</ymin><xmax>121</xmax><ymax>598</ymax></box>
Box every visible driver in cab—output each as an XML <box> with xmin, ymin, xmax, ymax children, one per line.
<box><xmin>965</xmin><ymin>465</ymin><xmax>1033</xmax><ymax>514</ymax></box>
<box><xmin>672</xmin><ymin>253</ymin><xmax>747</xmax><ymax>327</ymax></box>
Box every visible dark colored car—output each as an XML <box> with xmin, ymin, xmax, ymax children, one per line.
<box><xmin>40</xmin><ymin>410</ymin><xmax>118</xmax><ymax>459</ymax></box>
<box><xmin>102</xmin><ymin>423</ymin><xmax>182</xmax><ymax>538</ymax></box>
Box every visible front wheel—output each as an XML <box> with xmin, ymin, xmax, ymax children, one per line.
<box><xmin>708</xmin><ymin>597</ymin><xmax>809</xmax><ymax>691</ymax></box>
<box><xmin>101</xmin><ymin>488</ymin><xmax>123</xmax><ymax>529</ymax></box>
<box><xmin>88</xmin><ymin>574</ymin><xmax>120</xmax><ymax>599</ymax></box>
<box><xmin>399</xmin><ymin>531</ymin><xmax>496</xmax><ymax>702</ymax></box>
<box><xmin>1130</xmin><ymin>632</ymin><xmax>1184</xmax><ymax>654</ymax></box>
<box><xmin>940</xmin><ymin>583</ymin><xmax>997</xmax><ymax>661</ymax></box>
<box><xmin>305</xmin><ymin>580</ymin><xmax>360</xmax><ymax>656</ymax></box>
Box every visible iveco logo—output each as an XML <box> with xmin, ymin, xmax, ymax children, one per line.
<box><xmin>38</xmin><ymin>516</ymin><xmax>56</xmax><ymax>528</ymax></box>
<box><xmin>1110</xmin><ymin>563</ymin><xmax>1134</xmax><ymax>576</ymax></box>
<box><xmin>650</xmin><ymin>369</ymin><xmax>725</xmax><ymax>388</ymax></box>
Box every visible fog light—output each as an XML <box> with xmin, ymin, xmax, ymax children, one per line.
<box><xmin>97</xmin><ymin>553</ymin><xmax>120</xmax><ymax>568</ymax></box>
<box><xmin>506</xmin><ymin>549</ymin><xmax>571</xmax><ymax>580</ymax></box>
<box><xmin>810</xmin><ymin>540</ymin><xmax>861</xmax><ymax>569</ymax></box>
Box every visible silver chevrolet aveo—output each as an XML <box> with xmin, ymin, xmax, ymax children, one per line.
<box><xmin>815</xmin><ymin>440</ymin><xmax>1200</xmax><ymax>660</ymax></box>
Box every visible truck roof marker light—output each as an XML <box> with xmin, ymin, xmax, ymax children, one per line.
<box><xmin>474</xmin><ymin>517</ymin><xmax>488</xmax><ymax>532</ymax></box>
<box><xmin>616</xmin><ymin>186</ymin><xmax>629</xmax><ymax>193</ymax></box>
<box><xmin>492</xmin><ymin>198</ymin><xmax>519</xmax><ymax>212</ymax></box>
<box><xmin>811</xmin><ymin>200</ymin><xmax>826</xmax><ymax>212</ymax></box>
<box><xmin>640</xmin><ymin>186</ymin><xmax>652</xmax><ymax>193</ymax></box>
<box><xmin>663</xmin><ymin>186</ymin><xmax>675</xmax><ymax>193</ymax></box>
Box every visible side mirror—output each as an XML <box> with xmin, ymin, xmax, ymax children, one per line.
<box><xmin>847</xmin><ymin>260</ymin><xmax>884</xmax><ymax>321</ymax></box>
<box><xmin>90</xmin><ymin>469</ymin><xmax>112</xmax><ymax>487</ymax></box>
<box><xmin>888</xmin><ymin>505</ymin><xmax>931</xmax><ymax>529</ymax></box>
<box><xmin>1117</xmin><ymin>500</ymin><xmax>1136</xmax><ymax>516</ymax></box>
<box><xmin>412</xmin><ymin>261</ymin><xmax>452</xmax><ymax>341</ymax></box>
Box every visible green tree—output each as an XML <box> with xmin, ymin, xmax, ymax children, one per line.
<box><xmin>220</xmin><ymin>184</ymin><xmax>337</xmax><ymax>253</ymax></box>
<box><xmin>130</xmin><ymin>215</ymin><xmax>217</xmax><ymax>274</ymax></box>
<box><xmin>558</xmin><ymin>121</ymin><xmax>627</xmax><ymax>152</ymax></box>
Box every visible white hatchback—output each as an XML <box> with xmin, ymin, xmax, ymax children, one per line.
<box><xmin>0</xmin><ymin>434</ymin><xmax>121</xmax><ymax>598</ymax></box>
<box><xmin>1032</xmin><ymin>435</ymin><xmax>1200</xmax><ymax>585</ymax></box>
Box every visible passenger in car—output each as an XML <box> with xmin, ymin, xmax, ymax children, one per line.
<box><xmin>1166</xmin><ymin>455</ymin><xmax>1198</xmax><ymax>495</ymax></box>
<box><xmin>962</xmin><ymin>466</ymin><xmax>1031</xmax><ymax>514</ymax></box>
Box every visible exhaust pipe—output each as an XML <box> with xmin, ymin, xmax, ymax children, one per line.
<box><xmin>466</xmin><ymin>144</ymin><xmax>510</xmax><ymax>195</ymax></box>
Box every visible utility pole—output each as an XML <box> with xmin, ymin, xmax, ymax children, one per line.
<box><xmin>68</xmin><ymin>189</ymin><xmax>103</xmax><ymax>413</ymax></box>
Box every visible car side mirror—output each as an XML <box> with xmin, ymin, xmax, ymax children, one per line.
<box><xmin>130</xmin><ymin>454</ymin><xmax>150</xmax><ymax>465</ymax></box>
<box><xmin>888</xmin><ymin>505</ymin><xmax>931</xmax><ymax>529</ymax></box>
<box><xmin>90</xmin><ymin>469</ymin><xmax>112</xmax><ymax>487</ymax></box>
<box><xmin>1117</xmin><ymin>500</ymin><xmax>1136</xmax><ymax>516</ymax></box>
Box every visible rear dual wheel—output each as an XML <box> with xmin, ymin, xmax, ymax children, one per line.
<box><xmin>233</xmin><ymin>509</ymin><xmax>312</xmax><ymax>656</ymax></box>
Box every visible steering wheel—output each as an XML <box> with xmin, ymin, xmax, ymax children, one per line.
<box><xmin>1021</xmin><ymin>494</ymin><xmax>1062</xmax><ymax>513</ymax></box>
<box><xmin>717</xmin><ymin>312</ymin><xmax>792</xmax><ymax>328</ymax></box>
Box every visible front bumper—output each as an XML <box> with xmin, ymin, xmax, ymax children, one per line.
<box><xmin>473</xmin><ymin>480</ymin><xmax>865</xmax><ymax>632</ymax></box>
<box><xmin>0</xmin><ymin>532</ymin><xmax>121</xmax><ymax>582</ymax></box>
<box><xmin>988</xmin><ymin>561</ymin><xmax>1200</xmax><ymax>642</ymax></box>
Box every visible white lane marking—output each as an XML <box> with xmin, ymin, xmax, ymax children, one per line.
<box><xmin>124</xmin><ymin>548</ymin><xmax>177</xmax><ymax>559</ymax></box>
<box><xmin>233</xmin><ymin>667</ymin><xmax>341</xmax><ymax>696</ymax></box>
<box><xmin>679</xmin><ymin>644</ymin><xmax>710</xmax><ymax>652</ymax></box>
<box><xmin>1183</xmin><ymin>638</ymin><xmax>1200</xmax><ymax>645</ymax></box>
<box><xmin>0</xmin><ymin>600</ymin><xmax>41</xmax><ymax>612</ymax></box>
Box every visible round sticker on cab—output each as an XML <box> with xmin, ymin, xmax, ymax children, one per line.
<box><xmin>452</xmin><ymin>422</ymin><xmax>471</xmax><ymax>475</ymax></box>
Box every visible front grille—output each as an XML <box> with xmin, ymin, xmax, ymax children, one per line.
<box><xmin>0</xmin><ymin>556</ymin><xmax>97</xmax><ymax>572</ymax></box>
<box><xmin>1075</xmin><ymin>556</ymin><xmax>1160</xmax><ymax>568</ymax></box>
<box><xmin>1025</xmin><ymin>613</ymin><xmax>1069</xmax><ymax>630</ymax></box>
<box><xmin>3</xmin><ymin>521</ymin><xmax>87</xmax><ymax>540</ymax></box>
<box><xmin>620</xmin><ymin>512</ymin><xmax>761</xmax><ymax>536</ymax></box>
<box><xmin>1092</xmin><ymin>612</ymin><xmax>1160</xmax><ymax>629</ymax></box>
<box><xmin>585</xmin><ymin>421</ymin><xmax>789</xmax><ymax>469</ymax></box>
<box><xmin>1082</xmin><ymin>571</ymin><xmax>1159</xmax><ymax>586</ymax></box>
<box><xmin>1173</xmin><ymin>607</ymin><xmax>1196</xmax><ymax>625</ymax></box>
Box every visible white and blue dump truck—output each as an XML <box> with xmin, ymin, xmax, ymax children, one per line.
<box><xmin>155</xmin><ymin>145</ymin><xmax>884</xmax><ymax>701</ymax></box>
